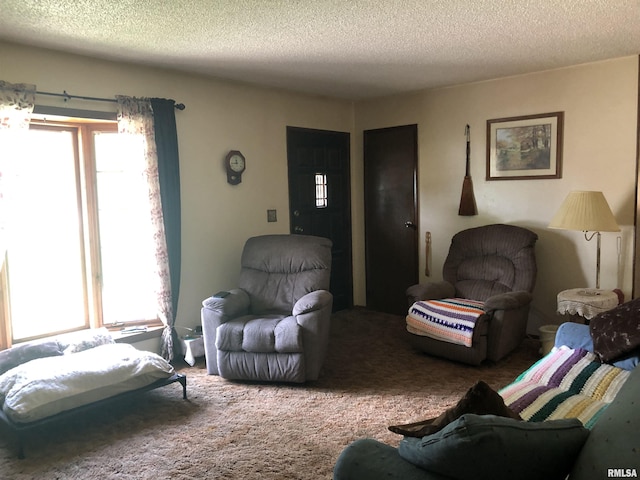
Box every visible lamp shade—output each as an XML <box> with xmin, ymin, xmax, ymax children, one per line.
<box><xmin>549</xmin><ymin>191</ymin><xmax>620</xmax><ymax>232</ymax></box>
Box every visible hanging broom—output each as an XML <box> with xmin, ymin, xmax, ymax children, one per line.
<box><xmin>458</xmin><ymin>124</ymin><xmax>478</xmax><ymax>216</ymax></box>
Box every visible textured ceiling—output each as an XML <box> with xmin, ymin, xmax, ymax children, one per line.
<box><xmin>0</xmin><ymin>0</ymin><xmax>639</xmax><ymax>100</ymax></box>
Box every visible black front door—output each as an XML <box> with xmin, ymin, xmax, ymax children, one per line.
<box><xmin>287</xmin><ymin>127</ymin><xmax>352</xmax><ymax>311</ymax></box>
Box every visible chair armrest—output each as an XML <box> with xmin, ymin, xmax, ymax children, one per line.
<box><xmin>293</xmin><ymin>290</ymin><xmax>333</xmax><ymax>316</ymax></box>
<box><xmin>483</xmin><ymin>291</ymin><xmax>532</xmax><ymax>312</ymax></box>
<box><xmin>202</xmin><ymin>288</ymin><xmax>250</xmax><ymax>318</ymax></box>
<box><xmin>201</xmin><ymin>289</ymin><xmax>250</xmax><ymax>375</ymax></box>
<box><xmin>293</xmin><ymin>290</ymin><xmax>333</xmax><ymax>381</ymax></box>
<box><xmin>406</xmin><ymin>281</ymin><xmax>456</xmax><ymax>304</ymax></box>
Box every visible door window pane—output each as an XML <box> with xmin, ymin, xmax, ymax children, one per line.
<box><xmin>315</xmin><ymin>173</ymin><xmax>328</xmax><ymax>208</ymax></box>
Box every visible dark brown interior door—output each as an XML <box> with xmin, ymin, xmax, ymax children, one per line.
<box><xmin>287</xmin><ymin>127</ymin><xmax>353</xmax><ymax>311</ymax></box>
<box><xmin>364</xmin><ymin>124</ymin><xmax>419</xmax><ymax>315</ymax></box>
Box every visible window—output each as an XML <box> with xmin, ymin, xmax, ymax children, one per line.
<box><xmin>315</xmin><ymin>173</ymin><xmax>328</xmax><ymax>208</ymax></box>
<box><xmin>0</xmin><ymin>117</ymin><xmax>160</xmax><ymax>345</ymax></box>
<box><xmin>93</xmin><ymin>131</ymin><xmax>158</xmax><ymax>324</ymax></box>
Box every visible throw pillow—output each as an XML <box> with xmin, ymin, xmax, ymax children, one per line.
<box><xmin>58</xmin><ymin>328</ymin><xmax>115</xmax><ymax>354</ymax></box>
<box><xmin>590</xmin><ymin>298</ymin><xmax>640</xmax><ymax>363</ymax></box>
<box><xmin>398</xmin><ymin>414</ymin><xmax>589</xmax><ymax>480</ymax></box>
<box><xmin>0</xmin><ymin>340</ymin><xmax>62</xmax><ymax>376</ymax></box>
<box><xmin>388</xmin><ymin>380</ymin><xmax>520</xmax><ymax>437</ymax></box>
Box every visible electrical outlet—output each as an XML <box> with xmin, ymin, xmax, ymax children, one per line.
<box><xmin>267</xmin><ymin>209</ymin><xmax>277</xmax><ymax>222</ymax></box>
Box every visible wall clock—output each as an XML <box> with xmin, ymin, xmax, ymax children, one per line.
<box><xmin>225</xmin><ymin>150</ymin><xmax>246</xmax><ymax>185</ymax></box>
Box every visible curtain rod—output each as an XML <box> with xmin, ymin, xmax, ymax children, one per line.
<box><xmin>35</xmin><ymin>90</ymin><xmax>186</xmax><ymax>110</ymax></box>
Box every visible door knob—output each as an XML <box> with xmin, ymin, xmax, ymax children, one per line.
<box><xmin>404</xmin><ymin>221</ymin><xmax>417</xmax><ymax>230</ymax></box>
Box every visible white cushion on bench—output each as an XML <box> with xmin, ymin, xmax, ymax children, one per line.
<box><xmin>0</xmin><ymin>343</ymin><xmax>174</xmax><ymax>423</ymax></box>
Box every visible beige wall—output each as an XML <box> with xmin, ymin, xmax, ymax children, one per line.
<box><xmin>1</xmin><ymin>41</ymin><xmax>638</xmax><ymax>341</ymax></box>
<box><xmin>355</xmin><ymin>56</ymin><xmax>639</xmax><ymax>332</ymax></box>
<box><xmin>0</xmin><ymin>42</ymin><xmax>354</xmax><ymax>341</ymax></box>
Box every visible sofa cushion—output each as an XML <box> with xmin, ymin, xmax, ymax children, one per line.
<box><xmin>590</xmin><ymin>298</ymin><xmax>640</xmax><ymax>363</ymax></box>
<box><xmin>569</xmin><ymin>365</ymin><xmax>640</xmax><ymax>479</ymax></box>
<box><xmin>398</xmin><ymin>414</ymin><xmax>589</xmax><ymax>480</ymax></box>
<box><xmin>334</xmin><ymin>438</ymin><xmax>450</xmax><ymax>480</ymax></box>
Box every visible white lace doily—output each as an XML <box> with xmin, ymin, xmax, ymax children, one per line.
<box><xmin>557</xmin><ymin>288</ymin><xmax>618</xmax><ymax>320</ymax></box>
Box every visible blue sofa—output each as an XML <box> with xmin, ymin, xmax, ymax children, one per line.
<box><xmin>333</xmin><ymin>322</ymin><xmax>639</xmax><ymax>480</ymax></box>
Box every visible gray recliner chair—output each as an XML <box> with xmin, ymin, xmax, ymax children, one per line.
<box><xmin>201</xmin><ymin>234</ymin><xmax>333</xmax><ymax>383</ymax></box>
<box><xmin>406</xmin><ymin>224</ymin><xmax>538</xmax><ymax>365</ymax></box>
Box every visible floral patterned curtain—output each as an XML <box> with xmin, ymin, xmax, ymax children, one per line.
<box><xmin>117</xmin><ymin>95</ymin><xmax>175</xmax><ymax>361</ymax></box>
<box><xmin>0</xmin><ymin>81</ymin><xmax>36</xmax><ymax>265</ymax></box>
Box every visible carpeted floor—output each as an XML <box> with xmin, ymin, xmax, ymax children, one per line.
<box><xmin>0</xmin><ymin>308</ymin><xmax>540</xmax><ymax>479</ymax></box>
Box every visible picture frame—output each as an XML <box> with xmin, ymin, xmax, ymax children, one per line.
<box><xmin>486</xmin><ymin>112</ymin><xmax>563</xmax><ymax>180</ymax></box>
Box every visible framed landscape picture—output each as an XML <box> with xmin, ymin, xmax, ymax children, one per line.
<box><xmin>486</xmin><ymin>112</ymin><xmax>563</xmax><ymax>180</ymax></box>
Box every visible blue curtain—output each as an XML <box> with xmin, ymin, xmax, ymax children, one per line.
<box><xmin>150</xmin><ymin>98</ymin><xmax>182</xmax><ymax>358</ymax></box>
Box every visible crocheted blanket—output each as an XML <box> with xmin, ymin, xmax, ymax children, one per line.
<box><xmin>406</xmin><ymin>298</ymin><xmax>485</xmax><ymax>347</ymax></box>
<box><xmin>499</xmin><ymin>346</ymin><xmax>630</xmax><ymax>429</ymax></box>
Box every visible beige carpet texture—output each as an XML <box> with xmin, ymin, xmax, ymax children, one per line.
<box><xmin>0</xmin><ymin>308</ymin><xmax>540</xmax><ymax>479</ymax></box>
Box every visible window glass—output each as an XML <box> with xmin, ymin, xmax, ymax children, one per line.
<box><xmin>1</xmin><ymin>120</ymin><xmax>160</xmax><ymax>344</ymax></box>
<box><xmin>94</xmin><ymin>132</ymin><xmax>157</xmax><ymax>323</ymax></box>
<box><xmin>5</xmin><ymin>127</ymin><xmax>87</xmax><ymax>339</ymax></box>
<box><xmin>315</xmin><ymin>173</ymin><xmax>328</xmax><ymax>208</ymax></box>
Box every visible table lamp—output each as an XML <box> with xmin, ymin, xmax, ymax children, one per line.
<box><xmin>549</xmin><ymin>190</ymin><xmax>620</xmax><ymax>289</ymax></box>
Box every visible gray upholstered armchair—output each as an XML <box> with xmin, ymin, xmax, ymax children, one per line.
<box><xmin>201</xmin><ymin>234</ymin><xmax>333</xmax><ymax>383</ymax></box>
<box><xmin>406</xmin><ymin>224</ymin><xmax>537</xmax><ymax>365</ymax></box>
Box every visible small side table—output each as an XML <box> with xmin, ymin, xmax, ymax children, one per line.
<box><xmin>557</xmin><ymin>288</ymin><xmax>619</xmax><ymax>324</ymax></box>
<box><xmin>179</xmin><ymin>336</ymin><xmax>205</xmax><ymax>366</ymax></box>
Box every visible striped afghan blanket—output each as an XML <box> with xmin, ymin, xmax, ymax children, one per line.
<box><xmin>406</xmin><ymin>298</ymin><xmax>485</xmax><ymax>347</ymax></box>
<box><xmin>499</xmin><ymin>346</ymin><xmax>630</xmax><ymax>429</ymax></box>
